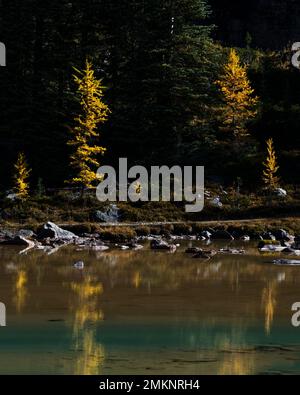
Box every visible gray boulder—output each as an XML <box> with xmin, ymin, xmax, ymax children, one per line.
<box><xmin>210</xmin><ymin>197</ymin><xmax>223</xmax><ymax>208</ymax></box>
<box><xmin>37</xmin><ymin>222</ymin><xmax>77</xmax><ymax>240</ymax></box>
<box><xmin>150</xmin><ymin>239</ymin><xmax>176</xmax><ymax>251</ymax></box>
<box><xmin>124</xmin><ymin>241</ymin><xmax>143</xmax><ymax>250</ymax></box>
<box><xmin>200</xmin><ymin>231</ymin><xmax>212</xmax><ymax>239</ymax></box>
<box><xmin>273</xmin><ymin>229</ymin><xmax>293</xmax><ymax>242</ymax></box>
<box><xmin>6</xmin><ymin>192</ymin><xmax>18</xmax><ymax>201</ymax></box>
<box><xmin>94</xmin><ymin>204</ymin><xmax>120</xmax><ymax>223</ymax></box>
<box><xmin>0</xmin><ymin>229</ymin><xmax>14</xmax><ymax>241</ymax></box>
<box><xmin>292</xmin><ymin>236</ymin><xmax>300</xmax><ymax>249</ymax></box>
<box><xmin>274</xmin><ymin>188</ymin><xmax>287</xmax><ymax>198</ymax></box>
<box><xmin>17</xmin><ymin>229</ymin><xmax>36</xmax><ymax>239</ymax></box>
<box><xmin>74</xmin><ymin>261</ymin><xmax>84</xmax><ymax>269</ymax></box>
<box><xmin>260</xmin><ymin>232</ymin><xmax>276</xmax><ymax>241</ymax></box>
<box><xmin>240</xmin><ymin>235</ymin><xmax>250</xmax><ymax>241</ymax></box>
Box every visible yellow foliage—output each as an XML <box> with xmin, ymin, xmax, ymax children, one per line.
<box><xmin>14</xmin><ymin>152</ymin><xmax>31</xmax><ymax>200</ymax></box>
<box><xmin>216</xmin><ymin>49</ymin><xmax>259</xmax><ymax>138</ymax></box>
<box><xmin>67</xmin><ymin>60</ymin><xmax>110</xmax><ymax>188</ymax></box>
<box><xmin>262</xmin><ymin>138</ymin><xmax>280</xmax><ymax>189</ymax></box>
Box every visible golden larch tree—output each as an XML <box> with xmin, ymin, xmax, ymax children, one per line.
<box><xmin>67</xmin><ymin>60</ymin><xmax>110</xmax><ymax>189</ymax></box>
<box><xmin>13</xmin><ymin>152</ymin><xmax>31</xmax><ymax>200</ymax></box>
<box><xmin>262</xmin><ymin>138</ymin><xmax>280</xmax><ymax>189</ymax></box>
<box><xmin>216</xmin><ymin>49</ymin><xmax>259</xmax><ymax>138</ymax></box>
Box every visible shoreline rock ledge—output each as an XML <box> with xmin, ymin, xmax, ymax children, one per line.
<box><xmin>37</xmin><ymin>222</ymin><xmax>77</xmax><ymax>240</ymax></box>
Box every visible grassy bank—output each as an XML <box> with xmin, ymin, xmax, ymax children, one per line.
<box><xmin>61</xmin><ymin>218</ymin><xmax>300</xmax><ymax>241</ymax></box>
<box><xmin>1</xmin><ymin>189</ymin><xmax>300</xmax><ymax>239</ymax></box>
<box><xmin>2</xmin><ymin>217</ymin><xmax>300</xmax><ymax>242</ymax></box>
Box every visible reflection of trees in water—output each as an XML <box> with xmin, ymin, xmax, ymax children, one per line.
<box><xmin>69</xmin><ymin>276</ymin><xmax>104</xmax><ymax>375</ymax></box>
<box><xmin>260</xmin><ymin>272</ymin><xmax>286</xmax><ymax>335</ymax></box>
<box><xmin>261</xmin><ymin>280</ymin><xmax>278</xmax><ymax>335</ymax></box>
<box><xmin>215</xmin><ymin>328</ymin><xmax>255</xmax><ymax>375</ymax></box>
<box><xmin>8</xmin><ymin>249</ymin><xmax>49</xmax><ymax>313</ymax></box>
<box><xmin>96</xmin><ymin>253</ymin><xmax>290</xmax><ymax>291</ymax></box>
<box><xmin>14</xmin><ymin>269</ymin><xmax>28</xmax><ymax>313</ymax></box>
<box><xmin>219</xmin><ymin>350</ymin><xmax>255</xmax><ymax>375</ymax></box>
<box><xmin>7</xmin><ymin>245</ymin><xmax>296</xmax><ymax>292</ymax></box>
<box><xmin>2</xmin><ymin>245</ymin><xmax>295</xmax><ymax>346</ymax></box>
<box><xmin>132</xmin><ymin>271</ymin><xmax>141</xmax><ymax>288</ymax></box>
<box><xmin>73</xmin><ymin>329</ymin><xmax>104</xmax><ymax>375</ymax></box>
<box><xmin>54</xmin><ymin>248</ymin><xmax>292</xmax><ymax>338</ymax></box>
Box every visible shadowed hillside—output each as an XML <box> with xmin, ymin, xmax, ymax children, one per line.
<box><xmin>211</xmin><ymin>0</ymin><xmax>300</xmax><ymax>49</ymax></box>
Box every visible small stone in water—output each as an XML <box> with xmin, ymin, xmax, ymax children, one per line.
<box><xmin>74</xmin><ymin>261</ymin><xmax>84</xmax><ymax>269</ymax></box>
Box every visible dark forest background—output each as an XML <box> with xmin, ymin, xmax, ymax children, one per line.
<box><xmin>0</xmin><ymin>0</ymin><xmax>300</xmax><ymax>191</ymax></box>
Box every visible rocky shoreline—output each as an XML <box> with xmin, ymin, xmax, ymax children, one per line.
<box><xmin>1</xmin><ymin>221</ymin><xmax>300</xmax><ymax>264</ymax></box>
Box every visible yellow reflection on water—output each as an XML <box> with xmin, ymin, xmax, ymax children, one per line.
<box><xmin>74</xmin><ymin>329</ymin><xmax>105</xmax><ymax>375</ymax></box>
<box><xmin>261</xmin><ymin>280</ymin><xmax>277</xmax><ymax>335</ymax></box>
<box><xmin>71</xmin><ymin>278</ymin><xmax>103</xmax><ymax>301</ymax></box>
<box><xmin>73</xmin><ymin>304</ymin><xmax>103</xmax><ymax>335</ymax></box>
<box><xmin>133</xmin><ymin>271</ymin><xmax>141</xmax><ymax>288</ymax></box>
<box><xmin>14</xmin><ymin>269</ymin><xmax>28</xmax><ymax>313</ymax></box>
<box><xmin>217</xmin><ymin>331</ymin><xmax>255</xmax><ymax>375</ymax></box>
<box><xmin>219</xmin><ymin>352</ymin><xmax>255</xmax><ymax>375</ymax></box>
<box><xmin>70</xmin><ymin>276</ymin><xmax>105</xmax><ymax>375</ymax></box>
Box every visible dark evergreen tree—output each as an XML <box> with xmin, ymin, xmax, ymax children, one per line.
<box><xmin>101</xmin><ymin>0</ymin><xmax>218</xmax><ymax>166</ymax></box>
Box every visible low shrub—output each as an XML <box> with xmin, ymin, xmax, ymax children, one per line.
<box><xmin>135</xmin><ymin>226</ymin><xmax>151</xmax><ymax>236</ymax></box>
<box><xmin>149</xmin><ymin>226</ymin><xmax>162</xmax><ymax>235</ymax></box>
<box><xmin>97</xmin><ymin>226</ymin><xmax>137</xmax><ymax>242</ymax></box>
<box><xmin>192</xmin><ymin>223</ymin><xmax>206</xmax><ymax>234</ymax></box>
<box><xmin>173</xmin><ymin>223</ymin><xmax>192</xmax><ymax>235</ymax></box>
<box><xmin>160</xmin><ymin>224</ymin><xmax>174</xmax><ymax>235</ymax></box>
<box><xmin>63</xmin><ymin>223</ymin><xmax>92</xmax><ymax>235</ymax></box>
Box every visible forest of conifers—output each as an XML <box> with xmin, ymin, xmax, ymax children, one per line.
<box><xmin>0</xmin><ymin>0</ymin><xmax>300</xmax><ymax>191</ymax></box>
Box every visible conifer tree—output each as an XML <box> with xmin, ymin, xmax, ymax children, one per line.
<box><xmin>216</xmin><ymin>49</ymin><xmax>258</xmax><ymax>138</ymax></box>
<box><xmin>102</xmin><ymin>0</ymin><xmax>217</xmax><ymax>162</ymax></box>
<box><xmin>13</xmin><ymin>152</ymin><xmax>31</xmax><ymax>200</ymax></box>
<box><xmin>67</xmin><ymin>60</ymin><xmax>110</xmax><ymax>189</ymax></box>
<box><xmin>262</xmin><ymin>138</ymin><xmax>280</xmax><ymax>190</ymax></box>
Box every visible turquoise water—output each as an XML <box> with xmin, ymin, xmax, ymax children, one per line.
<box><xmin>0</xmin><ymin>242</ymin><xmax>300</xmax><ymax>374</ymax></box>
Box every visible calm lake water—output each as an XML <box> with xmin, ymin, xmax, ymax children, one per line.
<box><xmin>0</xmin><ymin>240</ymin><xmax>300</xmax><ymax>375</ymax></box>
